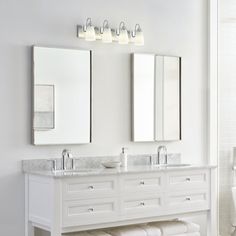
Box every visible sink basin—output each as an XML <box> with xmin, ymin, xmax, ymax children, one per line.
<box><xmin>154</xmin><ymin>164</ymin><xmax>191</xmax><ymax>168</ymax></box>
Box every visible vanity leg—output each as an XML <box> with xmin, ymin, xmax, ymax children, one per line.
<box><xmin>25</xmin><ymin>221</ymin><xmax>34</xmax><ymax>236</ymax></box>
<box><xmin>50</xmin><ymin>228</ymin><xmax>61</xmax><ymax>236</ymax></box>
<box><xmin>51</xmin><ymin>179</ymin><xmax>62</xmax><ymax>236</ymax></box>
<box><xmin>207</xmin><ymin>168</ymin><xmax>218</xmax><ymax>236</ymax></box>
<box><xmin>25</xmin><ymin>175</ymin><xmax>35</xmax><ymax>236</ymax></box>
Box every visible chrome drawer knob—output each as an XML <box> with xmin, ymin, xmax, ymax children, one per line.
<box><xmin>186</xmin><ymin>197</ymin><xmax>191</xmax><ymax>201</ymax></box>
<box><xmin>88</xmin><ymin>185</ymin><xmax>94</xmax><ymax>190</ymax></box>
<box><xmin>140</xmin><ymin>181</ymin><xmax>145</xmax><ymax>185</ymax></box>
<box><xmin>88</xmin><ymin>208</ymin><xmax>94</xmax><ymax>212</ymax></box>
<box><xmin>140</xmin><ymin>202</ymin><xmax>145</xmax><ymax>206</ymax></box>
<box><xmin>186</xmin><ymin>178</ymin><xmax>191</xmax><ymax>181</ymax></box>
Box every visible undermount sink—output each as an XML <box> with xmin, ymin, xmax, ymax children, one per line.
<box><xmin>154</xmin><ymin>163</ymin><xmax>191</xmax><ymax>168</ymax></box>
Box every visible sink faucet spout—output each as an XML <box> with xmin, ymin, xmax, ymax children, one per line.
<box><xmin>157</xmin><ymin>146</ymin><xmax>168</xmax><ymax>165</ymax></box>
<box><xmin>62</xmin><ymin>149</ymin><xmax>73</xmax><ymax>170</ymax></box>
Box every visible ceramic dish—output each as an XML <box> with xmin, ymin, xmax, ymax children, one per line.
<box><xmin>102</xmin><ymin>161</ymin><xmax>121</xmax><ymax>168</ymax></box>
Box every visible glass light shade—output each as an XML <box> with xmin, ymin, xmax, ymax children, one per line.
<box><xmin>85</xmin><ymin>25</ymin><xmax>96</xmax><ymax>41</ymax></box>
<box><xmin>102</xmin><ymin>28</ymin><xmax>112</xmax><ymax>43</ymax></box>
<box><xmin>118</xmin><ymin>29</ymin><xmax>129</xmax><ymax>44</ymax></box>
<box><xmin>134</xmin><ymin>31</ymin><xmax>144</xmax><ymax>46</ymax></box>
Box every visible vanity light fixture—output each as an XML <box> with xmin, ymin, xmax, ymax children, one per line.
<box><xmin>116</xmin><ymin>21</ymin><xmax>129</xmax><ymax>45</ymax></box>
<box><xmin>84</xmin><ymin>18</ymin><xmax>96</xmax><ymax>41</ymax></box>
<box><xmin>132</xmin><ymin>24</ymin><xmax>144</xmax><ymax>46</ymax></box>
<box><xmin>77</xmin><ymin>18</ymin><xmax>144</xmax><ymax>46</ymax></box>
<box><xmin>100</xmin><ymin>20</ymin><xmax>112</xmax><ymax>43</ymax></box>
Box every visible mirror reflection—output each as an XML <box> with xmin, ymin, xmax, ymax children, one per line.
<box><xmin>33</xmin><ymin>46</ymin><xmax>92</xmax><ymax>145</ymax></box>
<box><xmin>132</xmin><ymin>53</ymin><xmax>181</xmax><ymax>142</ymax></box>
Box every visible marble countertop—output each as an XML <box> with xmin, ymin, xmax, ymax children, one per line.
<box><xmin>24</xmin><ymin>164</ymin><xmax>217</xmax><ymax>178</ymax></box>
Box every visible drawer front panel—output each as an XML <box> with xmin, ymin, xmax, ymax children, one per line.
<box><xmin>166</xmin><ymin>190</ymin><xmax>209</xmax><ymax>213</ymax></box>
<box><xmin>62</xmin><ymin>176</ymin><xmax>118</xmax><ymax>200</ymax></box>
<box><xmin>121</xmin><ymin>173</ymin><xmax>163</xmax><ymax>193</ymax></box>
<box><xmin>121</xmin><ymin>195</ymin><xmax>163</xmax><ymax>218</ymax></box>
<box><xmin>167</xmin><ymin>170</ymin><xmax>209</xmax><ymax>190</ymax></box>
<box><xmin>63</xmin><ymin>198</ymin><xmax>118</xmax><ymax>227</ymax></box>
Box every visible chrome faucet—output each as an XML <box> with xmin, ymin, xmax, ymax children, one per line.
<box><xmin>157</xmin><ymin>146</ymin><xmax>168</xmax><ymax>165</ymax></box>
<box><xmin>62</xmin><ymin>149</ymin><xmax>73</xmax><ymax>170</ymax></box>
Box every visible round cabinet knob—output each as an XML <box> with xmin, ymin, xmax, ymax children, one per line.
<box><xmin>88</xmin><ymin>185</ymin><xmax>94</xmax><ymax>190</ymax></box>
<box><xmin>186</xmin><ymin>197</ymin><xmax>191</xmax><ymax>201</ymax></box>
<box><xmin>140</xmin><ymin>202</ymin><xmax>145</xmax><ymax>206</ymax></box>
<box><xmin>140</xmin><ymin>181</ymin><xmax>145</xmax><ymax>185</ymax></box>
<box><xmin>88</xmin><ymin>208</ymin><xmax>94</xmax><ymax>212</ymax></box>
<box><xmin>186</xmin><ymin>178</ymin><xmax>191</xmax><ymax>181</ymax></box>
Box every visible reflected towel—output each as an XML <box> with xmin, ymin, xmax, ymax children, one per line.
<box><xmin>104</xmin><ymin>225</ymin><xmax>147</xmax><ymax>236</ymax></box>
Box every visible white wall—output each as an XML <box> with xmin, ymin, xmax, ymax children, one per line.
<box><xmin>0</xmin><ymin>0</ymin><xmax>208</xmax><ymax>235</ymax></box>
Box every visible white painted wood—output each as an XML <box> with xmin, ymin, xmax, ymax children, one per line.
<box><xmin>62</xmin><ymin>198</ymin><xmax>118</xmax><ymax>227</ymax></box>
<box><xmin>51</xmin><ymin>178</ymin><xmax>62</xmax><ymax>236</ymax></box>
<box><xmin>25</xmin><ymin>174</ymin><xmax>35</xmax><ymax>236</ymax></box>
<box><xmin>208</xmin><ymin>0</ymin><xmax>219</xmax><ymax>167</ymax></box>
<box><xmin>121</xmin><ymin>173</ymin><xmax>163</xmax><ymax>194</ymax></box>
<box><xmin>25</xmin><ymin>168</ymin><xmax>216</xmax><ymax>235</ymax></box>
<box><xmin>28</xmin><ymin>175</ymin><xmax>52</xmax><ymax>227</ymax></box>
<box><xmin>121</xmin><ymin>194</ymin><xmax>163</xmax><ymax>219</ymax></box>
<box><xmin>62</xmin><ymin>175</ymin><xmax>118</xmax><ymax>200</ymax></box>
<box><xmin>207</xmin><ymin>168</ymin><xmax>218</xmax><ymax>236</ymax></box>
<box><xmin>61</xmin><ymin>211</ymin><xmax>207</xmax><ymax>234</ymax></box>
<box><xmin>166</xmin><ymin>170</ymin><xmax>209</xmax><ymax>191</ymax></box>
<box><xmin>166</xmin><ymin>189</ymin><xmax>210</xmax><ymax>213</ymax></box>
<box><xmin>208</xmin><ymin>0</ymin><xmax>219</xmax><ymax>234</ymax></box>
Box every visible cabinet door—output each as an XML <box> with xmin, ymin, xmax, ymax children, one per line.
<box><xmin>132</xmin><ymin>53</ymin><xmax>155</xmax><ymax>142</ymax></box>
<box><xmin>166</xmin><ymin>189</ymin><xmax>210</xmax><ymax>214</ymax></box>
<box><xmin>62</xmin><ymin>198</ymin><xmax>118</xmax><ymax>227</ymax></box>
<box><xmin>132</xmin><ymin>53</ymin><xmax>181</xmax><ymax>142</ymax></box>
<box><xmin>62</xmin><ymin>176</ymin><xmax>118</xmax><ymax>200</ymax></box>
<box><xmin>121</xmin><ymin>194</ymin><xmax>164</xmax><ymax>219</ymax></box>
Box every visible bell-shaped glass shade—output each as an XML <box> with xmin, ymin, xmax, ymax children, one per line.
<box><xmin>85</xmin><ymin>25</ymin><xmax>96</xmax><ymax>41</ymax></box>
<box><xmin>118</xmin><ymin>29</ymin><xmax>129</xmax><ymax>44</ymax></box>
<box><xmin>134</xmin><ymin>30</ymin><xmax>144</xmax><ymax>46</ymax></box>
<box><xmin>102</xmin><ymin>28</ymin><xmax>112</xmax><ymax>43</ymax></box>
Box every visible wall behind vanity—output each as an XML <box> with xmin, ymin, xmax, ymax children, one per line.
<box><xmin>0</xmin><ymin>0</ymin><xmax>208</xmax><ymax>235</ymax></box>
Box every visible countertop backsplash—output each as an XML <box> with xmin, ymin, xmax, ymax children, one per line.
<box><xmin>22</xmin><ymin>153</ymin><xmax>181</xmax><ymax>172</ymax></box>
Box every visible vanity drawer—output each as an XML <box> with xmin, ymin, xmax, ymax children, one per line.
<box><xmin>121</xmin><ymin>173</ymin><xmax>163</xmax><ymax>194</ymax></box>
<box><xmin>167</xmin><ymin>170</ymin><xmax>209</xmax><ymax>191</ymax></box>
<box><xmin>62</xmin><ymin>176</ymin><xmax>118</xmax><ymax>200</ymax></box>
<box><xmin>62</xmin><ymin>198</ymin><xmax>118</xmax><ymax>227</ymax></box>
<box><xmin>121</xmin><ymin>194</ymin><xmax>163</xmax><ymax>218</ymax></box>
<box><xmin>166</xmin><ymin>190</ymin><xmax>209</xmax><ymax>214</ymax></box>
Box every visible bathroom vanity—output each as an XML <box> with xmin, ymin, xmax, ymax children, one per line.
<box><xmin>24</xmin><ymin>165</ymin><xmax>217</xmax><ymax>236</ymax></box>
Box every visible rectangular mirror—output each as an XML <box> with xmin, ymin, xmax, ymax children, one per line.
<box><xmin>33</xmin><ymin>46</ymin><xmax>92</xmax><ymax>145</ymax></box>
<box><xmin>132</xmin><ymin>53</ymin><xmax>181</xmax><ymax>142</ymax></box>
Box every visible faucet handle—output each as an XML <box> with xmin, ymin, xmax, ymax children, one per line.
<box><xmin>149</xmin><ymin>155</ymin><xmax>155</xmax><ymax>165</ymax></box>
<box><xmin>62</xmin><ymin>149</ymin><xmax>70</xmax><ymax>155</ymax></box>
<box><xmin>72</xmin><ymin>158</ymin><xmax>76</xmax><ymax>170</ymax></box>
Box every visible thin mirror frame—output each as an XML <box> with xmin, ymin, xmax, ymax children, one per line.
<box><xmin>32</xmin><ymin>46</ymin><xmax>93</xmax><ymax>145</ymax></box>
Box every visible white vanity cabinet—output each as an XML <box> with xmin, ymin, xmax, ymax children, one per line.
<box><xmin>25</xmin><ymin>167</ymin><xmax>217</xmax><ymax>236</ymax></box>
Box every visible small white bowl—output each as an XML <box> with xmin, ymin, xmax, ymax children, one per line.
<box><xmin>102</xmin><ymin>161</ymin><xmax>121</xmax><ymax>168</ymax></box>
